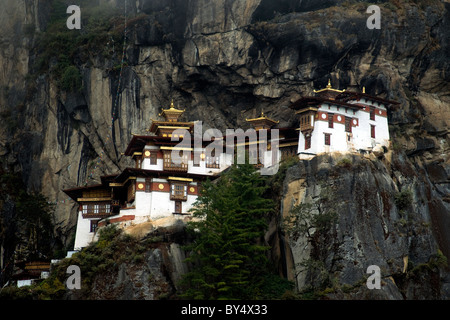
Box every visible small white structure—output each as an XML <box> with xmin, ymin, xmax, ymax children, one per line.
<box><xmin>290</xmin><ymin>80</ymin><xmax>397</xmax><ymax>159</ymax></box>
<box><xmin>17</xmin><ymin>280</ymin><xmax>33</xmax><ymax>288</ymax></box>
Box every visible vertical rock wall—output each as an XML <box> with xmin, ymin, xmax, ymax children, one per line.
<box><xmin>277</xmin><ymin>153</ymin><xmax>449</xmax><ymax>299</ymax></box>
<box><xmin>0</xmin><ymin>0</ymin><xmax>448</xmax><ymax>287</ymax></box>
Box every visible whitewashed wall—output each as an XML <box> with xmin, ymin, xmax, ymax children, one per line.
<box><xmin>297</xmin><ymin>101</ymin><xmax>390</xmax><ymax>157</ymax></box>
<box><xmin>74</xmin><ymin>211</ymin><xmax>95</xmax><ymax>250</ymax></box>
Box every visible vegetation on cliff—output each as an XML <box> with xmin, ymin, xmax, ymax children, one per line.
<box><xmin>180</xmin><ymin>164</ymin><xmax>292</xmax><ymax>299</ymax></box>
<box><xmin>0</xmin><ymin>168</ymin><xmax>60</xmax><ymax>289</ymax></box>
<box><xmin>0</xmin><ymin>164</ymin><xmax>295</xmax><ymax>300</ymax></box>
<box><xmin>32</xmin><ymin>0</ymin><xmax>124</xmax><ymax>92</ymax></box>
<box><xmin>0</xmin><ymin>0</ymin><xmax>448</xmax><ymax>300</ymax></box>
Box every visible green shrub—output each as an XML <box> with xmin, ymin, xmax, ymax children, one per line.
<box><xmin>336</xmin><ymin>158</ymin><xmax>352</xmax><ymax>168</ymax></box>
<box><xmin>394</xmin><ymin>189</ymin><xmax>413</xmax><ymax>211</ymax></box>
<box><xmin>258</xmin><ymin>274</ymin><xmax>295</xmax><ymax>299</ymax></box>
<box><xmin>59</xmin><ymin>65</ymin><xmax>82</xmax><ymax>92</ymax></box>
<box><xmin>32</xmin><ymin>0</ymin><xmax>124</xmax><ymax>91</ymax></box>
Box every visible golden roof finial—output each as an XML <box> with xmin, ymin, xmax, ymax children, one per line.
<box><xmin>245</xmin><ymin>111</ymin><xmax>279</xmax><ymax>125</ymax></box>
<box><xmin>362</xmin><ymin>86</ymin><xmax>366</xmax><ymax>94</ymax></box>
<box><xmin>313</xmin><ymin>78</ymin><xmax>345</xmax><ymax>94</ymax></box>
<box><xmin>158</xmin><ymin>99</ymin><xmax>185</xmax><ymax>118</ymax></box>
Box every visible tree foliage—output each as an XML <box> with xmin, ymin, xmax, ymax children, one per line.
<box><xmin>0</xmin><ymin>171</ymin><xmax>56</xmax><ymax>261</ymax></box>
<box><xmin>180</xmin><ymin>164</ymin><xmax>275</xmax><ymax>299</ymax></box>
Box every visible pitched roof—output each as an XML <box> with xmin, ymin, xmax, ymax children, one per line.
<box><xmin>336</xmin><ymin>91</ymin><xmax>400</xmax><ymax>106</ymax></box>
<box><xmin>289</xmin><ymin>96</ymin><xmax>364</xmax><ymax>111</ymax></box>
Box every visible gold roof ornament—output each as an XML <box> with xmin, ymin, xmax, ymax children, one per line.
<box><xmin>159</xmin><ymin>99</ymin><xmax>186</xmax><ymax>121</ymax></box>
<box><xmin>246</xmin><ymin>111</ymin><xmax>279</xmax><ymax>123</ymax></box>
<box><xmin>362</xmin><ymin>86</ymin><xmax>366</xmax><ymax>94</ymax></box>
<box><xmin>246</xmin><ymin>111</ymin><xmax>279</xmax><ymax>130</ymax></box>
<box><xmin>313</xmin><ymin>79</ymin><xmax>346</xmax><ymax>94</ymax></box>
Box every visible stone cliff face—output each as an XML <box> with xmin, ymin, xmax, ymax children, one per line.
<box><xmin>276</xmin><ymin>153</ymin><xmax>449</xmax><ymax>299</ymax></box>
<box><xmin>0</xmin><ymin>0</ymin><xmax>448</xmax><ymax>298</ymax></box>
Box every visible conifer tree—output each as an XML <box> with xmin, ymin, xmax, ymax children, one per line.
<box><xmin>181</xmin><ymin>164</ymin><xmax>273</xmax><ymax>299</ymax></box>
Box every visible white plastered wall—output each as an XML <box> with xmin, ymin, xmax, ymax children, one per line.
<box><xmin>73</xmin><ymin>211</ymin><xmax>95</xmax><ymax>251</ymax></box>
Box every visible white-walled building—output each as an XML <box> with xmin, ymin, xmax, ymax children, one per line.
<box><xmin>64</xmin><ymin>84</ymin><xmax>397</xmax><ymax>250</ymax></box>
<box><xmin>290</xmin><ymin>80</ymin><xmax>398</xmax><ymax>159</ymax></box>
<box><xmin>64</xmin><ymin>101</ymin><xmax>284</xmax><ymax>250</ymax></box>
<box><xmin>65</xmin><ymin>102</ymin><xmax>224</xmax><ymax>250</ymax></box>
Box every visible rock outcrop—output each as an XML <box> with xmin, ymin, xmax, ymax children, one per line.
<box><xmin>275</xmin><ymin>152</ymin><xmax>449</xmax><ymax>299</ymax></box>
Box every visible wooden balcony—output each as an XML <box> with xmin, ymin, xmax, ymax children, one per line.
<box><xmin>81</xmin><ymin>202</ymin><xmax>114</xmax><ymax>219</ymax></box>
<box><xmin>163</xmin><ymin>163</ymin><xmax>188</xmax><ymax>172</ymax></box>
<box><xmin>170</xmin><ymin>183</ymin><xmax>187</xmax><ymax>201</ymax></box>
<box><xmin>170</xmin><ymin>193</ymin><xmax>187</xmax><ymax>201</ymax></box>
<box><xmin>163</xmin><ymin>151</ymin><xmax>188</xmax><ymax>172</ymax></box>
<box><xmin>82</xmin><ymin>211</ymin><xmax>113</xmax><ymax>219</ymax></box>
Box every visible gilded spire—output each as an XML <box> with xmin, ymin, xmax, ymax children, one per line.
<box><xmin>313</xmin><ymin>78</ymin><xmax>345</xmax><ymax>94</ymax></box>
<box><xmin>246</xmin><ymin>110</ymin><xmax>279</xmax><ymax>130</ymax></box>
<box><xmin>158</xmin><ymin>99</ymin><xmax>186</xmax><ymax>121</ymax></box>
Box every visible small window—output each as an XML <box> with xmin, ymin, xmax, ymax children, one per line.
<box><xmin>324</xmin><ymin>133</ymin><xmax>331</xmax><ymax>146</ymax></box>
<box><xmin>371</xmin><ymin>125</ymin><xmax>376</xmax><ymax>138</ymax></box>
<box><xmin>170</xmin><ymin>183</ymin><xmax>187</xmax><ymax>201</ymax></box>
<box><xmin>345</xmin><ymin>117</ymin><xmax>352</xmax><ymax>133</ymax></box>
<box><xmin>328</xmin><ymin>113</ymin><xmax>334</xmax><ymax>128</ymax></box>
<box><xmin>90</xmin><ymin>220</ymin><xmax>98</xmax><ymax>233</ymax></box>
<box><xmin>305</xmin><ymin>135</ymin><xmax>311</xmax><ymax>150</ymax></box>
<box><xmin>150</xmin><ymin>152</ymin><xmax>157</xmax><ymax>165</ymax></box>
<box><xmin>135</xmin><ymin>156</ymin><xmax>142</xmax><ymax>169</ymax></box>
<box><xmin>370</xmin><ymin>108</ymin><xmax>375</xmax><ymax>121</ymax></box>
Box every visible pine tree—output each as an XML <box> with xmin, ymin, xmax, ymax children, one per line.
<box><xmin>181</xmin><ymin>164</ymin><xmax>273</xmax><ymax>299</ymax></box>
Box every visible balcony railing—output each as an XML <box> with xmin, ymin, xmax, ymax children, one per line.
<box><xmin>163</xmin><ymin>163</ymin><xmax>188</xmax><ymax>172</ymax></box>
<box><xmin>163</xmin><ymin>151</ymin><xmax>188</xmax><ymax>172</ymax></box>
<box><xmin>81</xmin><ymin>202</ymin><xmax>114</xmax><ymax>218</ymax></box>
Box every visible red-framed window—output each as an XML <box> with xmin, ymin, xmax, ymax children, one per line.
<box><xmin>305</xmin><ymin>135</ymin><xmax>311</xmax><ymax>150</ymax></box>
<box><xmin>345</xmin><ymin>117</ymin><xmax>352</xmax><ymax>133</ymax></box>
<box><xmin>370</xmin><ymin>108</ymin><xmax>375</xmax><ymax>121</ymax></box>
<box><xmin>324</xmin><ymin>133</ymin><xmax>331</xmax><ymax>146</ymax></box>
<box><xmin>328</xmin><ymin>113</ymin><xmax>334</xmax><ymax>128</ymax></box>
